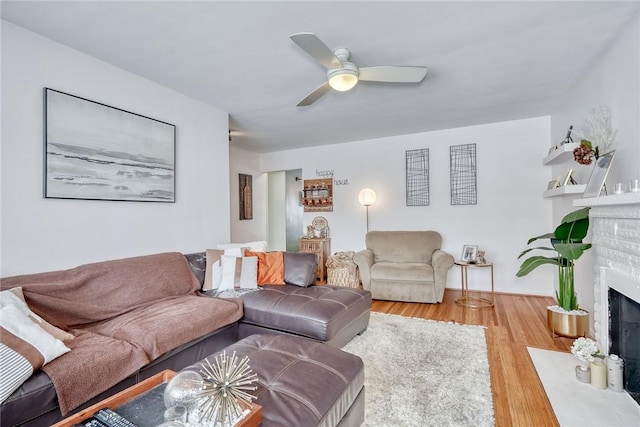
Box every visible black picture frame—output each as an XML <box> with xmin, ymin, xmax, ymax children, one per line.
<box><xmin>44</xmin><ymin>88</ymin><xmax>176</xmax><ymax>202</ymax></box>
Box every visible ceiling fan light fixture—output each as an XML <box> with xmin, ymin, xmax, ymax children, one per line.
<box><xmin>291</xmin><ymin>33</ymin><xmax>428</xmax><ymax>106</ymax></box>
<box><xmin>329</xmin><ymin>72</ymin><xmax>358</xmax><ymax>91</ymax></box>
<box><xmin>327</xmin><ymin>63</ymin><xmax>359</xmax><ymax>91</ymax></box>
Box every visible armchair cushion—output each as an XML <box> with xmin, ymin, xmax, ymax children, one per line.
<box><xmin>366</xmin><ymin>231</ymin><xmax>442</xmax><ymax>263</ymax></box>
<box><xmin>371</xmin><ymin>262</ymin><xmax>434</xmax><ymax>282</ymax></box>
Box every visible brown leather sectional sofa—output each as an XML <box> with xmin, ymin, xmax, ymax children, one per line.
<box><xmin>1</xmin><ymin>251</ymin><xmax>371</xmax><ymax>426</ymax></box>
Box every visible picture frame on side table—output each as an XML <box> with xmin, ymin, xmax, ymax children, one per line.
<box><xmin>461</xmin><ymin>245</ymin><xmax>478</xmax><ymax>263</ymax></box>
<box><xmin>44</xmin><ymin>88</ymin><xmax>176</xmax><ymax>202</ymax></box>
<box><xmin>583</xmin><ymin>151</ymin><xmax>616</xmax><ymax>198</ymax></box>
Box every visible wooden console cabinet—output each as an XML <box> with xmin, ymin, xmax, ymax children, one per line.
<box><xmin>299</xmin><ymin>238</ymin><xmax>331</xmax><ymax>284</ymax></box>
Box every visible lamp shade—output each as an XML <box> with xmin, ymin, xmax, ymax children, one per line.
<box><xmin>358</xmin><ymin>188</ymin><xmax>377</xmax><ymax>206</ymax></box>
<box><xmin>327</xmin><ymin>63</ymin><xmax>359</xmax><ymax>92</ymax></box>
<box><xmin>329</xmin><ymin>72</ymin><xmax>358</xmax><ymax>91</ymax></box>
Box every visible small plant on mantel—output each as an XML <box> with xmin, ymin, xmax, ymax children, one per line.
<box><xmin>516</xmin><ymin>207</ymin><xmax>592</xmax><ymax>312</ymax></box>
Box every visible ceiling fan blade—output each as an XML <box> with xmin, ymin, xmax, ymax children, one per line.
<box><xmin>290</xmin><ymin>33</ymin><xmax>342</xmax><ymax>69</ymax></box>
<box><xmin>359</xmin><ymin>66</ymin><xmax>428</xmax><ymax>83</ymax></box>
<box><xmin>297</xmin><ymin>82</ymin><xmax>331</xmax><ymax>107</ymax></box>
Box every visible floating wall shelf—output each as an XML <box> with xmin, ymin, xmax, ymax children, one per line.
<box><xmin>543</xmin><ymin>185</ymin><xmax>586</xmax><ymax>198</ymax></box>
<box><xmin>543</xmin><ymin>143</ymin><xmax>579</xmax><ymax>165</ymax></box>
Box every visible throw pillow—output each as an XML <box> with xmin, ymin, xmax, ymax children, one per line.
<box><xmin>0</xmin><ymin>301</ymin><xmax>70</xmax><ymax>404</ymax></box>
<box><xmin>203</xmin><ymin>248</ymin><xmax>245</xmax><ymax>291</ymax></box>
<box><xmin>219</xmin><ymin>255</ymin><xmax>258</xmax><ymax>290</ymax></box>
<box><xmin>216</xmin><ymin>241</ymin><xmax>268</xmax><ymax>253</ymax></box>
<box><xmin>203</xmin><ymin>249</ymin><xmax>224</xmax><ymax>291</ymax></box>
<box><xmin>244</xmin><ymin>250</ymin><xmax>285</xmax><ymax>285</ymax></box>
<box><xmin>283</xmin><ymin>252</ymin><xmax>319</xmax><ymax>287</ymax></box>
<box><xmin>5</xmin><ymin>288</ymin><xmax>74</xmax><ymax>342</ymax></box>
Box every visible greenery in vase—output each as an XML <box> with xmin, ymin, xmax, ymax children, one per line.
<box><xmin>516</xmin><ymin>207</ymin><xmax>592</xmax><ymax>311</ymax></box>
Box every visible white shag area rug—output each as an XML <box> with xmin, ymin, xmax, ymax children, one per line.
<box><xmin>342</xmin><ymin>312</ymin><xmax>495</xmax><ymax>427</ymax></box>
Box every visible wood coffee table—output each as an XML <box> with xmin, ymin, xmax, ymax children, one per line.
<box><xmin>52</xmin><ymin>370</ymin><xmax>262</xmax><ymax>427</ymax></box>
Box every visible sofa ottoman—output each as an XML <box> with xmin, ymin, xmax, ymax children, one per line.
<box><xmin>185</xmin><ymin>334</ymin><xmax>365</xmax><ymax>427</ymax></box>
<box><xmin>185</xmin><ymin>251</ymin><xmax>372</xmax><ymax>348</ymax></box>
<box><xmin>238</xmin><ymin>285</ymin><xmax>371</xmax><ymax>348</ymax></box>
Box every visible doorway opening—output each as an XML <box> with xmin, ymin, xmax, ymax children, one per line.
<box><xmin>267</xmin><ymin>169</ymin><xmax>303</xmax><ymax>251</ymax></box>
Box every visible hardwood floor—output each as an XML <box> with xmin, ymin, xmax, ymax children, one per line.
<box><xmin>371</xmin><ymin>289</ymin><xmax>576</xmax><ymax>427</ymax></box>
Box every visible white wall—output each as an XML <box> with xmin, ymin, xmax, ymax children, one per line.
<box><xmin>549</xmin><ymin>14</ymin><xmax>640</xmax><ymax>319</ymax></box>
<box><xmin>1</xmin><ymin>22</ymin><xmax>231</xmax><ymax>276</ymax></box>
<box><xmin>551</xmin><ymin>14</ymin><xmax>639</xmax><ymax>191</ymax></box>
<box><xmin>228</xmin><ymin>146</ymin><xmax>267</xmax><ymax>244</ymax></box>
<box><xmin>257</xmin><ymin>117</ymin><xmax>554</xmax><ymax>295</ymax></box>
<box><xmin>227</xmin><ymin>15</ymin><xmax>639</xmax><ymax>301</ymax></box>
<box><xmin>267</xmin><ymin>171</ymin><xmax>286</xmax><ymax>251</ymax></box>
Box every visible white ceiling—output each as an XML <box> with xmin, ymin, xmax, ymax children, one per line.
<box><xmin>2</xmin><ymin>1</ymin><xmax>639</xmax><ymax>153</ymax></box>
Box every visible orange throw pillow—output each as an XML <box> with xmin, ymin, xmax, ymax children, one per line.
<box><xmin>244</xmin><ymin>250</ymin><xmax>285</xmax><ymax>285</ymax></box>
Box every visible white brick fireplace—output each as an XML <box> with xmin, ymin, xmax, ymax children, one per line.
<box><xmin>575</xmin><ymin>193</ymin><xmax>640</xmax><ymax>353</ymax></box>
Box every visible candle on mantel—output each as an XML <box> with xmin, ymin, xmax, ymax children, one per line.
<box><xmin>590</xmin><ymin>360</ymin><xmax>607</xmax><ymax>389</ymax></box>
<box><xmin>575</xmin><ymin>365</ymin><xmax>591</xmax><ymax>383</ymax></box>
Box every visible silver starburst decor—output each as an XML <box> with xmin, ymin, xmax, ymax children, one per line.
<box><xmin>193</xmin><ymin>351</ymin><xmax>258</xmax><ymax>426</ymax></box>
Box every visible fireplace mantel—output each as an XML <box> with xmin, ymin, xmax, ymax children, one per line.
<box><xmin>574</xmin><ymin>192</ymin><xmax>640</xmax><ymax>208</ymax></box>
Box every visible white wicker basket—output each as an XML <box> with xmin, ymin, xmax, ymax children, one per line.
<box><xmin>326</xmin><ymin>252</ymin><xmax>360</xmax><ymax>288</ymax></box>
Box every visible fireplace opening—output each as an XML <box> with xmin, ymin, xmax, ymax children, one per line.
<box><xmin>609</xmin><ymin>288</ymin><xmax>640</xmax><ymax>405</ymax></box>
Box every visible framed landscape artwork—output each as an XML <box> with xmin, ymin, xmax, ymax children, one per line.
<box><xmin>44</xmin><ymin>88</ymin><xmax>176</xmax><ymax>202</ymax></box>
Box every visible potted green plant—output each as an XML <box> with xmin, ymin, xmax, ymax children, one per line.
<box><xmin>516</xmin><ymin>207</ymin><xmax>592</xmax><ymax>338</ymax></box>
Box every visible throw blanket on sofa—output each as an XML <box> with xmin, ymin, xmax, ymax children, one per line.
<box><xmin>1</xmin><ymin>252</ymin><xmax>244</xmax><ymax>415</ymax></box>
<box><xmin>2</xmin><ymin>252</ymin><xmax>201</xmax><ymax>327</ymax></box>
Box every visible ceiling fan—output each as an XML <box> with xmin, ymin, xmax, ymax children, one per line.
<box><xmin>290</xmin><ymin>32</ymin><xmax>428</xmax><ymax>107</ymax></box>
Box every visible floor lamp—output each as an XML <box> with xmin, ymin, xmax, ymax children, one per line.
<box><xmin>358</xmin><ymin>188</ymin><xmax>377</xmax><ymax>232</ymax></box>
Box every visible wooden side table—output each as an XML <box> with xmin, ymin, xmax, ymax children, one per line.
<box><xmin>298</xmin><ymin>237</ymin><xmax>331</xmax><ymax>284</ymax></box>
<box><xmin>454</xmin><ymin>260</ymin><xmax>495</xmax><ymax>309</ymax></box>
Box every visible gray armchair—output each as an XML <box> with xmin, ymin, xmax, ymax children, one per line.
<box><xmin>353</xmin><ymin>231</ymin><xmax>454</xmax><ymax>303</ymax></box>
